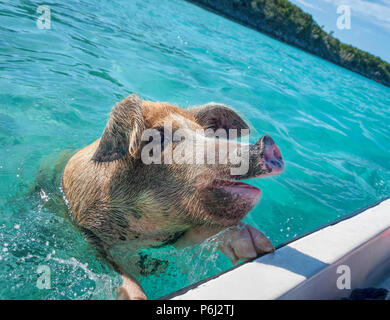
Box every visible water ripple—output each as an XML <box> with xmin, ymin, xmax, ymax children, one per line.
<box><xmin>0</xmin><ymin>0</ymin><xmax>390</xmax><ymax>300</ymax></box>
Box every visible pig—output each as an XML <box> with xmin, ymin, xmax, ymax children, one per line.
<box><xmin>62</xmin><ymin>94</ymin><xmax>284</xmax><ymax>299</ymax></box>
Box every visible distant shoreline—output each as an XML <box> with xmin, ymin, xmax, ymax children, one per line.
<box><xmin>186</xmin><ymin>0</ymin><xmax>390</xmax><ymax>88</ymax></box>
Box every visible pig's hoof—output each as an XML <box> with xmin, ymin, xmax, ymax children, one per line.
<box><xmin>219</xmin><ymin>223</ymin><xmax>274</xmax><ymax>264</ymax></box>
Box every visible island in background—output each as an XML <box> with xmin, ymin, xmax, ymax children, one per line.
<box><xmin>187</xmin><ymin>0</ymin><xmax>390</xmax><ymax>88</ymax></box>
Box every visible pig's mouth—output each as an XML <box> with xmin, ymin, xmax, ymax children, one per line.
<box><xmin>203</xmin><ymin>135</ymin><xmax>284</xmax><ymax>226</ymax></box>
<box><xmin>211</xmin><ymin>179</ymin><xmax>262</xmax><ymax>208</ymax></box>
<box><xmin>202</xmin><ymin>179</ymin><xmax>261</xmax><ymax>226</ymax></box>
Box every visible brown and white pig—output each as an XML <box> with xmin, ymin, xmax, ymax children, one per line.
<box><xmin>62</xmin><ymin>94</ymin><xmax>284</xmax><ymax>299</ymax></box>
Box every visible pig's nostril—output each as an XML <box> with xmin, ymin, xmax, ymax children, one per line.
<box><xmin>261</xmin><ymin>135</ymin><xmax>275</xmax><ymax>147</ymax></box>
<box><xmin>273</xmin><ymin>145</ymin><xmax>282</xmax><ymax>160</ymax></box>
<box><xmin>256</xmin><ymin>136</ymin><xmax>284</xmax><ymax>175</ymax></box>
<box><xmin>263</xmin><ymin>144</ymin><xmax>282</xmax><ymax>162</ymax></box>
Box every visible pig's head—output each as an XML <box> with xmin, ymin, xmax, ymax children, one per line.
<box><xmin>92</xmin><ymin>95</ymin><xmax>284</xmax><ymax>231</ymax></box>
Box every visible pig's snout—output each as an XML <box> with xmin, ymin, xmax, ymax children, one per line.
<box><xmin>257</xmin><ymin>135</ymin><xmax>284</xmax><ymax>176</ymax></box>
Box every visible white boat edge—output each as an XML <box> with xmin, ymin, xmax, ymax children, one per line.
<box><xmin>162</xmin><ymin>197</ymin><xmax>390</xmax><ymax>300</ymax></box>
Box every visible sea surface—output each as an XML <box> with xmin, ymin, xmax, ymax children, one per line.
<box><xmin>1</xmin><ymin>0</ymin><xmax>390</xmax><ymax>299</ymax></box>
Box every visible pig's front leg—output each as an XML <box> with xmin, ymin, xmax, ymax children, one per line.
<box><xmin>174</xmin><ymin>223</ymin><xmax>274</xmax><ymax>264</ymax></box>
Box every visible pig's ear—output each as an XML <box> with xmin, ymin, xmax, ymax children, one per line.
<box><xmin>188</xmin><ymin>103</ymin><xmax>250</xmax><ymax>136</ymax></box>
<box><xmin>92</xmin><ymin>94</ymin><xmax>145</xmax><ymax>162</ymax></box>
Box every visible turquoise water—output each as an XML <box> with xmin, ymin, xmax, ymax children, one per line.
<box><xmin>1</xmin><ymin>0</ymin><xmax>390</xmax><ymax>300</ymax></box>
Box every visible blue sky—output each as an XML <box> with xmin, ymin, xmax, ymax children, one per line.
<box><xmin>289</xmin><ymin>0</ymin><xmax>390</xmax><ymax>63</ymax></box>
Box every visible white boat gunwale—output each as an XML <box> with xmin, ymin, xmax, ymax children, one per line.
<box><xmin>161</xmin><ymin>196</ymin><xmax>390</xmax><ymax>300</ymax></box>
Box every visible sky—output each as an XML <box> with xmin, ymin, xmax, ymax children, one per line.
<box><xmin>289</xmin><ymin>0</ymin><xmax>390</xmax><ymax>63</ymax></box>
